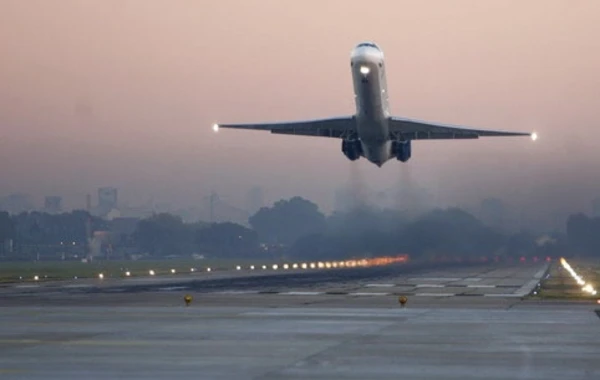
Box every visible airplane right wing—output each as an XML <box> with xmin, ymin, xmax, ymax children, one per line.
<box><xmin>388</xmin><ymin>116</ymin><xmax>535</xmax><ymax>140</ymax></box>
<box><xmin>214</xmin><ymin>117</ymin><xmax>356</xmax><ymax>139</ymax></box>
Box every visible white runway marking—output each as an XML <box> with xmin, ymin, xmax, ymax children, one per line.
<box><xmin>213</xmin><ymin>290</ymin><xmax>260</xmax><ymax>295</ymax></box>
<box><xmin>364</xmin><ymin>284</ymin><xmax>396</xmax><ymax>287</ymax></box>
<box><xmin>415</xmin><ymin>284</ymin><xmax>446</xmax><ymax>288</ymax></box>
<box><xmin>282</xmin><ymin>291</ymin><xmax>324</xmax><ymax>296</ymax></box>
<box><xmin>63</xmin><ymin>284</ymin><xmax>93</xmax><ymax>289</ymax></box>
<box><xmin>158</xmin><ymin>286</ymin><xmax>189</xmax><ymax>292</ymax></box>
<box><xmin>464</xmin><ymin>278</ymin><xmax>482</xmax><ymax>282</ymax></box>
<box><xmin>415</xmin><ymin>293</ymin><xmax>455</xmax><ymax>297</ymax></box>
<box><xmin>349</xmin><ymin>292</ymin><xmax>391</xmax><ymax>296</ymax></box>
<box><xmin>467</xmin><ymin>284</ymin><xmax>497</xmax><ymax>288</ymax></box>
<box><xmin>14</xmin><ymin>285</ymin><xmax>40</xmax><ymax>288</ymax></box>
<box><xmin>409</xmin><ymin>277</ymin><xmax>460</xmax><ymax>281</ymax></box>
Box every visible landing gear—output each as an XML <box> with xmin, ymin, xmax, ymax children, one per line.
<box><xmin>341</xmin><ymin>139</ymin><xmax>363</xmax><ymax>161</ymax></box>
<box><xmin>392</xmin><ymin>140</ymin><xmax>411</xmax><ymax>162</ymax></box>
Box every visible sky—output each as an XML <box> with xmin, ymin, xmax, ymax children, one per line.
<box><xmin>1</xmin><ymin>0</ymin><xmax>599</xmax><ymax>229</ymax></box>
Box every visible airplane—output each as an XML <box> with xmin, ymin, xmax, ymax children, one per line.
<box><xmin>213</xmin><ymin>41</ymin><xmax>537</xmax><ymax>167</ymax></box>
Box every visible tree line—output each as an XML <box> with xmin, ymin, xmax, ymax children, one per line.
<box><xmin>0</xmin><ymin>196</ymin><xmax>591</xmax><ymax>261</ymax></box>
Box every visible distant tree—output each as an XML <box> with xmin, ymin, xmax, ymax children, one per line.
<box><xmin>134</xmin><ymin>213</ymin><xmax>194</xmax><ymax>256</ymax></box>
<box><xmin>196</xmin><ymin>222</ymin><xmax>258</xmax><ymax>257</ymax></box>
<box><xmin>249</xmin><ymin>197</ymin><xmax>326</xmax><ymax>245</ymax></box>
<box><xmin>401</xmin><ymin>208</ymin><xmax>504</xmax><ymax>258</ymax></box>
<box><xmin>0</xmin><ymin>211</ymin><xmax>15</xmax><ymax>243</ymax></box>
<box><xmin>566</xmin><ymin>213</ymin><xmax>600</xmax><ymax>256</ymax></box>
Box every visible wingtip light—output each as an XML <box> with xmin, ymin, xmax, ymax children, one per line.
<box><xmin>531</xmin><ymin>132</ymin><xmax>538</xmax><ymax>141</ymax></box>
<box><xmin>212</xmin><ymin>123</ymin><xmax>220</xmax><ymax>133</ymax></box>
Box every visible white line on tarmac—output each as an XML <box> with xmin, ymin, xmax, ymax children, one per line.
<box><xmin>466</xmin><ymin>285</ymin><xmax>497</xmax><ymax>288</ymax></box>
<box><xmin>349</xmin><ymin>292</ymin><xmax>391</xmax><ymax>296</ymax></box>
<box><xmin>414</xmin><ymin>293</ymin><xmax>455</xmax><ymax>297</ymax></box>
<box><xmin>415</xmin><ymin>284</ymin><xmax>446</xmax><ymax>288</ymax></box>
<box><xmin>364</xmin><ymin>284</ymin><xmax>396</xmax><ymax>287</ymax></box>
<box><xmin>281</xmin><ymin>291</ymin><xmax>324</xmax><ymax>296</ymax></box>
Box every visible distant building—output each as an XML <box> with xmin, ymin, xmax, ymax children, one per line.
<box><xmin>0</xmin><ymin>193</ymin><xmax>35</xmax><ymax>214</ymax></box>
<box><xmin>44</xmin><ymin>196</ymin><xmax>62</xmax><ymax>214</ymax></box>
<box><xmin>97</xmin><ymin>187</ymin><xmax>118</xmax><ymax>215</ymax></box>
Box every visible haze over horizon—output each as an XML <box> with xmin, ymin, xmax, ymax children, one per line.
<box><xmin>1</xmin><ymin>0</ymin><xmax>599</xmax><ymax>230</ymax></box>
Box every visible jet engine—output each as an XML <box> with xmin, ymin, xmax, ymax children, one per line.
<box><xmin>341</xmin><ymin>139</ymin><xmax>362</xmax><ymax>161</ymax></box>
<box><xmin>392</xmin><ymin>140</ymin><xmax>411</xmax><ymax>162</ymax></box>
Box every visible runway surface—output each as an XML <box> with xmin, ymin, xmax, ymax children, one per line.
<box><xmin>1</xmin><ymin>262</ymin><xmax>599</xmax><ymax>379</ymax></box>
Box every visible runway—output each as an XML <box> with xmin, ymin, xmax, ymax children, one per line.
<box><xmin>1</xmin><ymin>262</ymin><xmax>599</xmax><ymax>379</ymax></box>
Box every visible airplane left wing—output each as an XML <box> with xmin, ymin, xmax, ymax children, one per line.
<box><xmin>389</xmin><ymin>116</ymin><xmax>535</xmax><ymax>140</ymax></box>
<box><xmin>214</xmin><ymin>117</ymin><xmax>355</xmax><ymax>139</ymax></box>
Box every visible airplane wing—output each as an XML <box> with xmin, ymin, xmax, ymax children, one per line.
<box><xmin>389</xmin><ymin>116</ymin><xmax>534</xmax><ymax>140</ymax></box>
<box><xmin>214</xmin><ymin>117</ymin><xmax>355</xmax><ymax>139</ymax></box>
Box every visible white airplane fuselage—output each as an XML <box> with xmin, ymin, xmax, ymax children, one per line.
<box><xmin>350</xmin><ymin>43</ymin><xmax>393</xmax><ymax>166</ymax></box>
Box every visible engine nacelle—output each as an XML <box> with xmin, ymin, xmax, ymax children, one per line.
<box><xmin>341</xmin><ymin>139</ymin><xmax>362</xmax><ymax>161</ymax></box>
<box><xmin>392</xmin><ymin>140</ymin><xmax>411</xmax><ymax>162</ymax></box>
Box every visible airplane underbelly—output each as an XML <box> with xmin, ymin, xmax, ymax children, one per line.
<box><xmin>362</xmin><ymin>140</ymin><xmax>392</xmax><ymax>167</ymax></box>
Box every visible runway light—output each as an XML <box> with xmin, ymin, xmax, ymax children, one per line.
<box><xmin>292</xmin><ymin>263</ymin><xmax>298</xmax><ymax>269</ymax></box>
<box><xmin>190</xmin><ymin>268</ymin><xmax>196</xmax><ymax>272</ymax></box>
<box><xmin>98</xmin><ymin>273</ymin><xmax>104</xmax><ymax>279</ymax></box>
<box><xmin>360</xmin><ymin>65</ymin><xmax>370</xmax><ymax>75</ymax></box>
<box><xmin>236</xmin><ymin>265</ymin><xmax>241</xmax><ymax>271</ymax></box>
<box><xmin>283</xmin><ymin>264</ymin><xmax>289</xmax><ymax>270</ymax></box>
<box><xmin>206</xmin><ymin>267</ymin><xmax>212</xmax><ymax>272</ymax></box>
<box><xmin>262</xmin><ymin>265</ymin><xmax>267</xmax><ymax>270</ymax></box>
<box><xmin>272</xmin><ymin>264</ymin><xmax>278</xmax><ymax>270</ymax></box>
<box><xmin>325</xmin><ymin>262</ymin><xmax>332</xmax><ymax>268</ymax></box>
<box><xmin>149</xmin><ymin>270</ymin><xmax>155</xmax><ymax>276</ymax></box>
<box><xmin>33</xmin><ymin>275</ymin><xmax>39</xmax><ymax>281</ymax></box>
<box><xmin>310</xmin><ymin>262</ymin><xmax>316</xmax><ymax>269</ymax></box>
<box><xmin>212</xmin><ymin>123</ymin><xmax>219</xmax><ymax>132</ymax></box>
<box><xmin>531</xmin><ymin>132</ymin><xmax>538</xmax><ymax>141</ymax></box>
<box><xmin>318</xmin><ymin>262</ymin><xmax>324</xmax><ymax>269</ymax></box>
<box><xmin>301</xmin><ymin>263</ymin><xmax>308</xmax><ymax>269</ymax></box>
<box><xmin>399</xmin><ymin>296</ymin><xmax>408</xmax><ymax>307</ymax></box>
<box><xmin>250</xmin><ymin>265</ymin><xmax>255</xmax><ymax>270</ymax></box>
<box><xmin>171</xmin><ymin>269</ymin><xmax>176</xmax><ymax>274</ymax></box>
<box><xmin>125</xmin><ymin>271</ymin><xmax>131</xmax><ymax>277</ymax></box>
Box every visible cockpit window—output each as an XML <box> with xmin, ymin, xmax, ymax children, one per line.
<box><xmin>357</xmin><ymin>42</ymin><xmax>380</xmax><ymax>50</ymax></box>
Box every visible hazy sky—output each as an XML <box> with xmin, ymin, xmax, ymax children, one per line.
<box><xmin>1</xmin><ymin>0</ymin><xmax>599</xmax><ymax>228</ymax></box>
